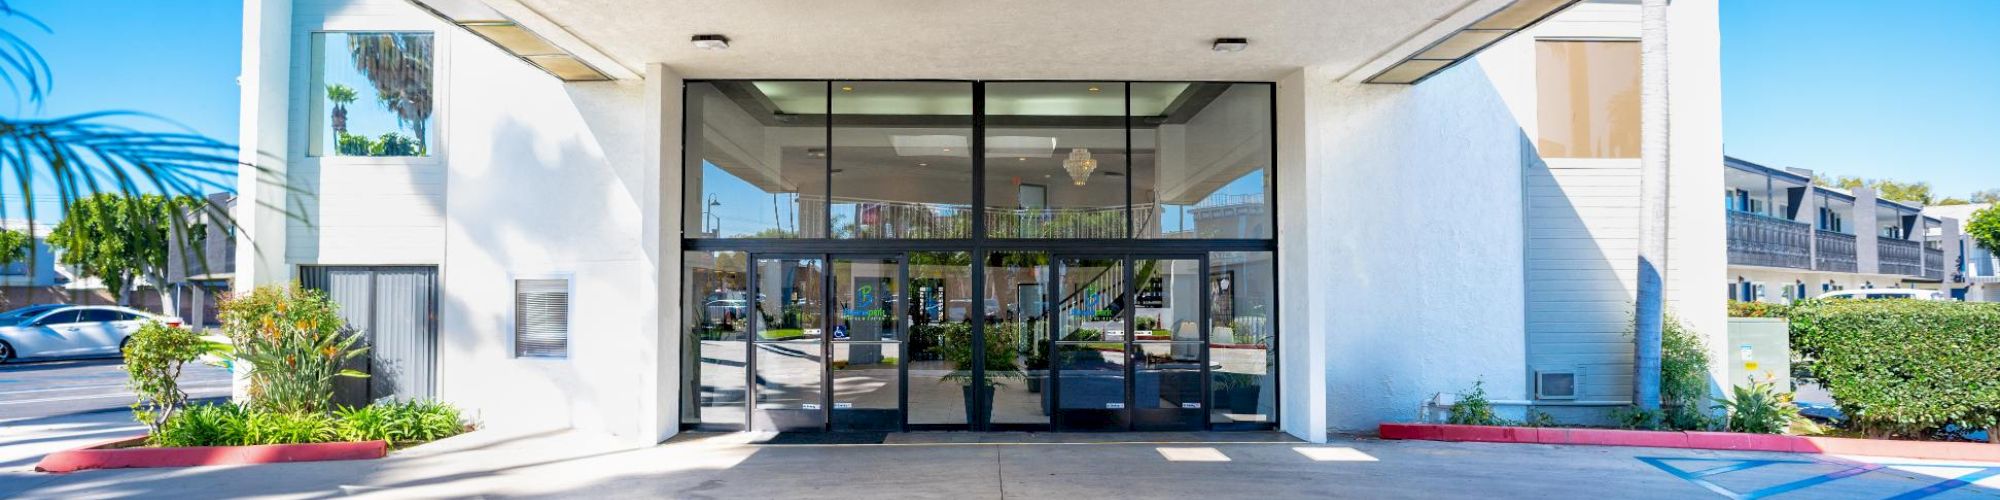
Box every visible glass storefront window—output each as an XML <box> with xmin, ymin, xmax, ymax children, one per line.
<box><xmin>681</xmin><ymin>251</ymin><xmax>748</xmax><ymax>428</ymax></box>
<box><xmin>985</xmin><ymin>82</ymin><xmax>1128</xmax><ymax>238</ymax></box>
<box><xmin>831</xmin><ymin>82</ymin><xmax>975</xmax><ymax>239</ymax></box>
<box><xmin>679</xmin><ymin>81</ymin><xmax>1278</xmax><ymax>433</ymax></box>
<box><xmin>308</xmin><ymin>32</ymin><xmax>434</xmax><ymax>157</ymax></box>
<box><xmin>1132</xmin><ymin>83</ymin><xmax>1272</xmax><ymax>239</ymax></box>
<box><xmin>1209</xmin><ymin>251</ymin><xmax>1275</xmax><ymax>427</ymax></box>
<box><xmin>684</xmin><ymin>81</ymin><xmax>827</xmax><ymax>238</ymax></box>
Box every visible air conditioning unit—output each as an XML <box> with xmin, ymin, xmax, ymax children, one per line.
<box><xmin>1535</xmin><ymin>370</ymin><xmax>1578</xmax><ymax>400</ymax></box>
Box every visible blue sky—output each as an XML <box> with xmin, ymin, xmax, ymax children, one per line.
<box><xmin>3</xmin><ymin>0</ymin><xmax>1995</xmax><ymax>219</ymax></box>
<box><xmin>2</xmin><ymin>0</ymin><xmax>240</xmax><ymax>221</ymax></box>
<box><xmin>1721</xmin><ymin>1</ymin><xmax>2000</xmax><ymax>197</ymax></box>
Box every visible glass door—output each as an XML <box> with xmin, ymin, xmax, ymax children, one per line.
<box><xmin>751</xmin><ymin>256</ymin><xmax>826</xmax><ymax>431</ymax></box>
<box><xmin>1053</xmin><ymin>256</ymin><xmax>1130</xmax><ymax>431</ymax></box>
<box><xmin>830</xmin><ymin>255</ymin><xmax>903</xmax><ymax>431</ymax></box>
<box><xmin>1130</xmin><ymin>257</ymin><xmax>1206</xmax><ymax>430</ymax></box>
<box><xmin>907</xmin><ymin>252</ymin><xmax>977</xmax><ymax>429</ymax></box>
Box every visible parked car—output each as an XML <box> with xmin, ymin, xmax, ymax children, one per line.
<box><xmin>0</xmin><ymin>305</ymin><xmax>172</xmax><ymax>363</ymax></box>
<box><xmin>1816</xmin><ymin>289</ymin><xmax>1948</xmax><ymax>301</ymax></box>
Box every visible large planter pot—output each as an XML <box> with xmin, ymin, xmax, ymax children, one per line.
<box><xmin>963</xmin><ymin>384</ymin><xmax>995</xmax><ymax>426</ymax></box>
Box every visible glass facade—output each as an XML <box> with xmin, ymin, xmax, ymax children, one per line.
<box><xmin>680</xmin><ymin>81</ymin><xmax>1276</xmax><ymax>432</ymax></box>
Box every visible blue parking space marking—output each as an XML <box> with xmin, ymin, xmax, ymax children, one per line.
<box><xmin>1640</xmin><ymin>456</ymin><xmax>2000</xmax><ymax>500</ymax></box>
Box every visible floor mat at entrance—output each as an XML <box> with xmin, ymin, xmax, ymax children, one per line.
<box><xmin>757</xmin><ymin>432</ymin><xmax>888</xmax><ymax>445</ymax></box>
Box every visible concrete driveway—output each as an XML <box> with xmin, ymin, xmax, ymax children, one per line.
<box><xmin>4</xmin><ymin>429</ymin><xmax>1999</xmax><ymax>499</ymax></box>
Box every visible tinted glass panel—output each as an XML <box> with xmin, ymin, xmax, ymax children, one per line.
<box><xmin>908</xmin><ymin>252</ymin><xmax>974</xmax><ymax>426</ymax></box>
<box><xmin>78</xmin><ymin>309</ymin><xmax>125</xmax><ymax>323</ymax></box>
<box><xmin>753</xmin><ymin>341</ymin><xmax>824</xmax><ymax>431</ymax></box>
<box><xmin>685</xmin><ymin>81</ymin><xmax>827</xmax><ymax>238</ymax></box>
<box><xmin>984</xmin><ymin>252</ymin><xmax>1050</xmax><ymax>427</ymax></box>
<box><xmin>1209</xmin><ymin>251</ymin><xmax>1276</xmax><ymax>427</ymax></box>
<box><xmin>309</xmin><ymin>32</ymin><xmax>434</xmax><ymax>157</ymax></box>
<box><xmin>985</xmin><ymin>82</ymin><xmax>1127</xmax><ymax>238</ymax></box>
<box><xmin>681</xmin><ymin>251</ymin><xmax>748</xmax><ymax>427</ymax></box>
<box><xmin>755</xmin><ymin>258</ymin><xmax>824</xmax><ymax>341</ymax></box>
<box><xmin>832</xmin><ymin>82</ymin><xmax>974</xmax><ymax>239</ymax></box>
<box><xmin>1132</xmin><ymin>83</ymin><xmax>1271</xmax><ymax>239</ymax></box>
<box><xmin>37</xmin><ymin>310</ymin><xmax>79</xmax><ymax>325</ymax></box>
<box><xmin>1536</xmin><ymin>41</ymin><xmax>1640</xmax><ymax>159</ymax></box>
<box><xmin>1133</xmin><ymin>342</ymin><xmax>1204</xmax><ymax>430</ymax></box>
<box><xmin>831</xmin><ymin>342</ymin><xmax>902</xmax><ymax>431</ymax></box>
<box><xmin>1134</xmin><ymin>258</ymin><xmax>1200</xmax><ymax>341</ymax></box>
<box><xmin>1056</xmin><ymin>342</ymin><xmax>1127</xmax><ymax>430</ymax></box>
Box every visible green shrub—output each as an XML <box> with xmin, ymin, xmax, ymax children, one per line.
<box><xmin>243</xmin><ymin>410</ymin><xmax>338</xmax><ymax>445</ymax></box>
<box><xmin>154</xmin><ymin>400</ymin><xmax>464</xmax><ymax>447</ymax></box>
<box><xmin>1610</xmin><ymin>407</ymin><xmax>1661</xmax><ymax>430</ymax></box>
<box><xmin>152</xmin><ymin>403</ymin><xmax>249</xmax><ymax>447</ymax></box>
<box><xmin>125</xmin><ymin>321</ymin><xmax>225</xmax><ymax>436</ymax></box>
<box><xmin>335</xmin><ymin>400</ymin><xmax>464</xmax><ymax>443</ymax></box>
<box><xmin>1658</xmin><ymin>313</ymin><xmax>1717</xmax><ymax>431</ymax></box>
<box><xmin>1790</xmin><ymin>299</ymin><xmax>2000</xmax><ymax>437</ymax></box>
<box><xmin>1447</xmin><ymin>381</ymin><xmax>1498</xmax><ymax>426</ymax></box>
<box><xmin>1714</xmin><ymin>376</ymin><xmax>1798</xmax><ymax>434</ymax></box>
<box><xmin>219</xmin><ymin>285</ymin><xmax>369</xmax><ymax>414</ymax></box>
<box><xmin>1728</xmin><ymin>300</ymin><xmax>1791</xmax><ymax>318</ymax></box>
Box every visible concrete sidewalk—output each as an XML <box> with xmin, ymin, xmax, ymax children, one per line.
<box><xmin>4</xmin><ymin>428</ymin><xmax>1999</xmax><ymax>499</ymax></box>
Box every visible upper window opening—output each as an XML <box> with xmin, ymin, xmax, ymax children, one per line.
<box><xmin>309</xmin><ymin>32</ymin><xmax>435</xmax><ymax>158</ymax></box>
<box><xmin>1535</xmin><ymin>40</ymin><xmax>1639</xmax><ymax>159</ymax></box>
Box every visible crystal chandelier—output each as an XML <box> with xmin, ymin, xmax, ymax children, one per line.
<box><xmin>1062</xmin><ymin>148</ymin><xmax>1097</xmax><ymax>186</ymax></box>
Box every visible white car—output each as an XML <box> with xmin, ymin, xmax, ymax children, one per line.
<box><xmin>1816</xmin><ymin>289</ymin><xmax>1948</xmax><ymax>301</ymax></box>
<box><xmin>0</xmin><ymin>305</ymin><xmax>172</xmax><ymax>363</ymax></box>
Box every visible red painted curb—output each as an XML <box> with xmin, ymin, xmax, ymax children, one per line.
<box><xmin>35</xmin><ymin>435</ymin><xmax>388</xmax><ymax>473</ymax></box>
<box><xmin>1379</xmin><ymin>423</ymin><xmax>2000</xmax><ymax>462</ymax></box>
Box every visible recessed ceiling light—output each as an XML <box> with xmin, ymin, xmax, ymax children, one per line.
<box><xmin>691</xmin><ymin>34</ymin><xmax>729</xmax><ymax>50</ymax></box>
<box><xmin>1087</xmin><ymin>86</ymin><xmax>1101</xmax><ymax>93</ymax></box>
<box><xmin>917</xmin><ymin>162</ymin><xmax>928</xmax><ymax>167</ymax></box>
<box><xmin>942</xmin><ymin>148</ymin><xmax>952</xmax><ymax>153</ymax></box>
<box><xmin>1212</xmin><ymin>37</ymin><xmax>1248</xmax><ymax>52</ymax></box>
<box><xmin>1018</xmin><ymin>157</ymin><xmax>1027</xmax><ymax>161</ymax></box>
<box><xmin>841</xmin><ymin>85</ymin><xmax>854</xmax><ymax>92</ymax></box>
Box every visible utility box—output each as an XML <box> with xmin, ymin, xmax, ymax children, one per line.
<box><xmin>1726</xmin><ymin>318</ymin><xmax>1790</xmax><ymax>391</ymax></box>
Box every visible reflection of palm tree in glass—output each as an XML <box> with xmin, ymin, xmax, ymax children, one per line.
<box><xmin>325</xmin><ymin>84</ymin><xmax>356</xmax><ymax>136</ymax></box>
<box><xmin>347</xmin><ymin>33</ymin><xmax>432</xmax><ymax>151</ymax></box>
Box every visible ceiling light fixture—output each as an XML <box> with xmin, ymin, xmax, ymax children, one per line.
<box><xmin>841</xmin><ymin>85</ymin><xmax>854</xmax><ymax>92</ymax></box>
<box><xmin>1087</xmin><ymin>85</ymin><xmax>1101</xmax><ymax>93</ymax></box>
<box><xmin>1211</xmin><ymin>37</ymin><xmax>1248</xmax><ymax>53</ymax></box>
<box><xmin>1062</xmin><ymin>148</ymin><xmax>1098</xmax><ymax>186</ymax></box>
<box><xmin>691</xmin><ymin>34</ymin><xmax>730</xmax><ymax>50</ymax></box>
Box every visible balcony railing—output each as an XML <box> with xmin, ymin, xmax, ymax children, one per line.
<box><xmin>1923</xmin><ymin>247</ymin><xmax>1944</xmax><ymax>281</ymax></box>
<box><xmin>1814</xmin><ymin>230</ymin><xmax>1857</xmax><ymax>273</ymax></box>
<box><xmin>1726</xmin><ymin>211</ymin><xmax>1811</xmax><ymax>269</ymax></box>
<box><xmin>1877</xmin><ymin>238</ymin><xmax>1923</xmax><ymax>277</ymax></box>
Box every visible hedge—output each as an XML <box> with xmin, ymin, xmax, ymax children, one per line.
<box><xmin>1789</xmin><ymin>299</ymin><xmax>2000</xmax><ymax>437</ymax></box>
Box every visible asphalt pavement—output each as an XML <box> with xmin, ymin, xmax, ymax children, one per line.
<box><xmin>0</xmin><ymin>358</ymin><xmax>231</xmax><ymax>420</ymax></box>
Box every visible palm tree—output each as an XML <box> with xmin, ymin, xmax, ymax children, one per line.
<box><xmin>1632</xmin><ymin>0</ymin><xmax>1670</xmax><ymax>416</ymax></box>
<box><xmin>325</xmin><ymin>83</ymin><xmax>357</xmax><ymax>136</ymax></box>
<box><xmin>347</xmin><ymin>33</ymin><xmax>432</xmax><ymax>151</ymax></box>
<box><xmin>0</xmin><ymin>1</ymin><xmax>243</xmax><ymax>300</ymax></box>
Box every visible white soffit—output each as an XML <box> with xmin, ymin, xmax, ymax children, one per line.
<box><xmin>510</xmin><ymin>0</ymin><xmax>1485</xmax><ymax>80</ymax></box>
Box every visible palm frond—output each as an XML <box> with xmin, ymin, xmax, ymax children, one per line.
<box><xmin>0</xmin><ymin>0</ymin><xmax>51</xmax><ymax>106</ymax></box>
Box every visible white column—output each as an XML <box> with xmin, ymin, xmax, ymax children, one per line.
<box><xmin>639</xmin><ymin>63</ymin><xmax>687</xmax><ymax>446</ymax></box>
<box><xmin>1664</xmin><ymin>0</ymin><xmax>1728</xmax><ymax>401</ymax></box>
<box><xmin>1275</xmin><ymin>68</ymin><xmax>1327</xmax><ymax>443</ymax></box>
<box><xmin>231</xmin><ymin>0</ymin><xmax>293</xmax><ymax>403</ymax></box>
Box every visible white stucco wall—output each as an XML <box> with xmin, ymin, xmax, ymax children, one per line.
<box><xmin>433</xmin><ymin>27</ymin><xmax>668</xmax><ymax>441</ymax></box>
<box><xmin>245</xmin><ymin>0</ymin><xmax>676</xmax><ymax>443</ymax></box>
<box><xmin>1281</xmin><ymin>60</ymin><xmax>1530</xmax><ymax>434</ymax></box>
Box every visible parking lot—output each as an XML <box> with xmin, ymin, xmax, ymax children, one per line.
<box><xmin>0</xmin><ymin>358</ymin><xmax>231</xmax><ymax>421</ymax></box>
